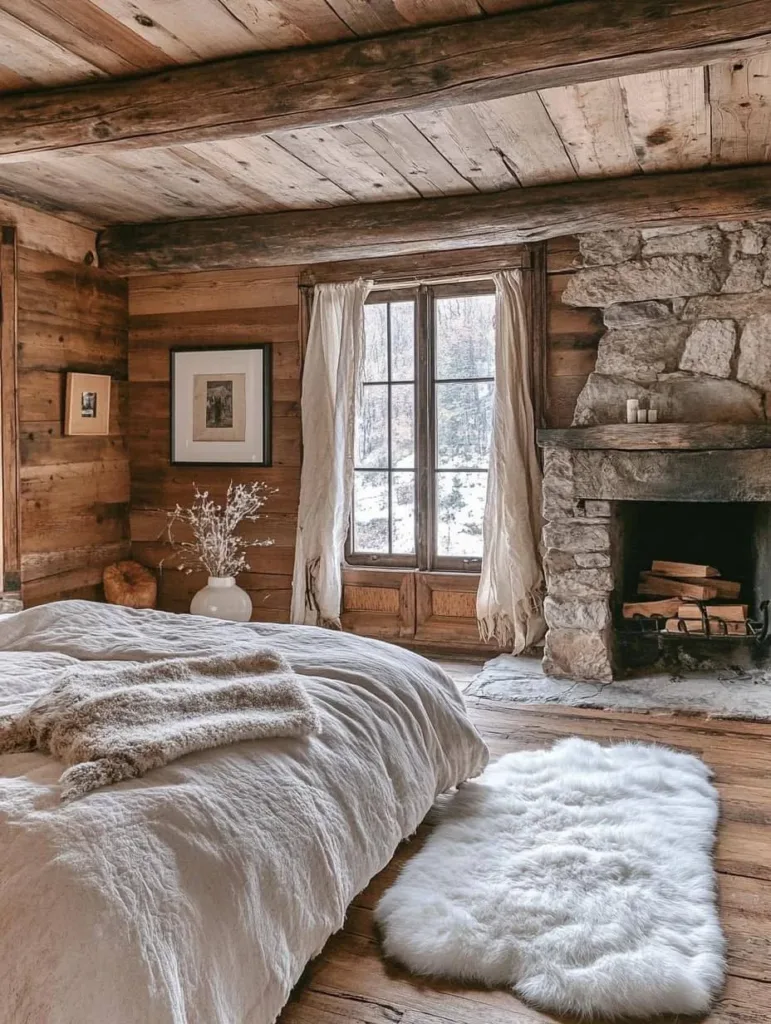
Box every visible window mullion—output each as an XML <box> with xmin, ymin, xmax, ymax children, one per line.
<box><xmin>415</xmin><ymin>285</ymin><xmax>431</xmax><ymax>572</ymax></box>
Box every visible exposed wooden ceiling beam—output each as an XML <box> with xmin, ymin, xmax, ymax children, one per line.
<box><xmin>2</xmin><ymin>0</ymin><xmax>771</xmax><ymax>163</ymax></box>
<box><xmin>98</xmin><ymin>164</ymin><xmax>771</xmax><ymax>274</ymax></box>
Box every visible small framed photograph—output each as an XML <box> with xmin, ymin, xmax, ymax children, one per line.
<box><xmin>171</xmin><ymin>345</ymin><xmax>272</xmax><ymax>466</ymax></box>
<box><xmin>64</xmin><ymin>372</ymin><xmax>111</xmax><ymax>435</ymax></box>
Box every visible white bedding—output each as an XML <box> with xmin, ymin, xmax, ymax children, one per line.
<box><xmin>0</xmin><ymin>601</ymin><xmax>488</xmax><ymax>1024</ymax></box>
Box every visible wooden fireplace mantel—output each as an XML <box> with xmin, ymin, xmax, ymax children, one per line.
<box><xmin>537</xmin><ymin>424</ymin><xmax>771</xmax><ymax>452</ymax></box>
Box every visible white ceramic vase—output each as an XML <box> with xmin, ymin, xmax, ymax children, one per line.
<box><xmin>190</xmin><ymin>576</ymin><xmax>252</xmax><ymax>622</ymax></box>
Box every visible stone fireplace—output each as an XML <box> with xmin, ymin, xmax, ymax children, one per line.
<box><xmin>539</xmin><ymin>221</ymin><xmax>771</xmax><ymax>681</ymax></box>
<box><xmin>539</xmin><ymin>427</ymin><xmax>771</xmax><ymax>681</ymax></box>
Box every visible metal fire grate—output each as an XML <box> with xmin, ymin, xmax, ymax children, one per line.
<box><xmin>621</xmin><ymin>600</ymin><xmax>770</xmax><ymax>645</ymax></box>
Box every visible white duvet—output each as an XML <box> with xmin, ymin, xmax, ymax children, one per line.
<box><xmin>0</xmin><ymin>601</ymin><xmax>487</xmax><ymax>1024</ymax></box>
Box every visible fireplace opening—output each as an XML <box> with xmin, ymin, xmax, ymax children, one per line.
<box><xmin>615</xmin><ymin>501</ymin><xmax>771</xmax><ymax>669</ymax></box>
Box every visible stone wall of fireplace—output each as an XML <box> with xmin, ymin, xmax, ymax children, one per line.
<box><xmin>540</xmin><ymin>441</ymin><xmax>771</xmax><ymax>681</ymax></box>
<box><xmin>562</xmin><ymin>222</ymin><xmax>771</xmax><ymax>426</ymax></box>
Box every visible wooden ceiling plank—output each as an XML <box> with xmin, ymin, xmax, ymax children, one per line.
<box><xmin>0</xmin><ymin>10</ymin><xmax>105</xmax><ymax>86</ymax></box>
<box><xmin>710</xmin><ymin>54</ymin><xmax>771</xmax><ymax>166</ymax></box>
<box><xmin>0</xmin><ymin>0</ymin><xmax>176</xmax><ymax>75</ymax></box>
<box><xmin>90</xmin><ymin>0</ymin><xmax>205</xmax><ymax>63</ymax></box>
<box><xmin>98</xmin><ymin>150</ymin><xmax>284</xmax><ymax>218</ymax></box>
<box><xmin>97</xmin><ymin>163</ymin><xmax>771</xmax><ymax>274</ymax></box>
<box><xmin>471</xmin><ymin>93</ymin><xmax>576</xmax><ymax>186</ymax></box>
<box><xmin>345</xmin><ymin>114</ymin><xmax>473</xmax><ymax>196</ymax></box>
<box><xmin>407</xmin><ymin>107</ymin><xmax>518</xmax><ymax>191</ymax></box>
<box><xmin>254</xmin><ymin>0</ymin><xmax>356</xmax><ymax>41</ymax></box>
<box><xmin>540</xmin><ymin>78</ymin><xmax>641</xmax><ymax>178</ymax></box>
<box><xmin>96</xmin><ymin>0</ymin><xmax>263</xmax><ymax>59</ymax></box>
<box><xmin>268</xmin><ymin>124</ymin><xmax>420</xmax><ymax>201</ymax></box>
<box><xmin>185</xmin><ymin>137</ymin><xmax>354</xmax><ymax>208</ymax></box>
<box><xmin>2</xmin><ymin>0</ymin><xmax>771</xmax><ymax>161</ymax></box>
<box><xmin>620</xmin><ymin>66</ymin><xmax>711</xmax><ymax>173</ymax></box>
<box><xmin>166</xmin><ymin>146</ymin><xmax>284</xmax><ymax>213</ymax></box>
<box><xmin>0</xmin><ymin>155</ymin><xmax>187</xmax><ymax>223</ymax></box>
<box><xmin>215</xmin><ymin>0</ymin><xmax>313</xmax><ymax>49</ymax></box>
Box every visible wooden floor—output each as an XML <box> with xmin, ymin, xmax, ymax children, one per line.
<box><xmin>279</xmin><ymin>662</ymin><xmax>771</xmax><ymax>1024</ymax></box>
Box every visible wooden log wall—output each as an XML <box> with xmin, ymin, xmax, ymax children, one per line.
<box><xmin>125</xmin><ymin>240</ymin><xmax>591</xmax><ymax>625</ymax></box>
<box><xmin>128</xmin><ymin>266</ymin><xmax>301</xmax><ymax>620</ymax></box>
<box><xmin>18</xmin><ymin>246</ymin><xmax>131</xmax><ymax>605</ymax></box>
<box><xmin>545</xmin><ymin>236</ymin><xmax>602</xmax><ymax>427</ymax></box>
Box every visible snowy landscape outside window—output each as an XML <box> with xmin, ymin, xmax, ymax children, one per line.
<box><xmin>350</xmin><ymin>282</ymin><xmax>495</xmax><ymax>571</ymax></box>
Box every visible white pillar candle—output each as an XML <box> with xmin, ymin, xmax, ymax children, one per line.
<box><xmin>637</xmin><ymin>409</ymin><xmax>648</xmax><ymax>423</ymax></box>
<box><xmin>626</xmin><ymin>398</ymin><xmax>639</xmax><ymax>423</ymax></box>
<box><xmin>648</xmin><ymin>408</ymin><xmax>658</xmax><ymax>424</ymax></box>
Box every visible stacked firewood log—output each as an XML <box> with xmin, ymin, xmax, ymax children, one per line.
<box><xmin>622</xmin><ymin>560</ymin><xmax>749</xmax><ymax>635</ymax></box>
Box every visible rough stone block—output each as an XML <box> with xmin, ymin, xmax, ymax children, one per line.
<box><xmin>543</xmin><ymin>627</ymin><xmax>615</xmax><ymax>682</ymax></box>
<box><xmin>562</xmin><ymin>256</ymin><xmax>723</xmax><ymax>307</ymax></box>
<box><xmin>602</xmin><ymin>300</ymin><xmax>674</xmax><ymax>327</ymax></box>
<box><xmin>543</xmin><ymin>520</ymin><xmax>611</xmax><ymax>554</ymax></box>
<box><xmin>544</xmin><ymin>550</ymin><xmax>578</xmax><ymax>574</ymax></box>
<box><xmin>572</xmin><ymin>373</ymin><xmax>649</xmax><ymax>426</ymax></box>
<box><xmin>722</xmin><ymin>256</ymin><xmax>763</xmax><ymax>293</ymax></box>
<box><xmin>641</xmin><ymin>226</ymin><xmax>722</xmax><ymax>257</ymax></box>
<box><xmin>541</xmin><ymin>448</ymin><xmax>575</xmax><ymax>519</ymax></box>
<box><xmin>583</xmin><ymin>500</ymin><xmax>612</xmax><ymax>518</ymax></box>
<box><xmin>737</xmin><ymin>313</ymin><xmax>771</xmax><ymax>391</ymax></box>
<box><xmin>652</xmin><ymin>373</ymin><xmax>764</xmax><ymax>423</ymax></box>
<box><xmin>595</xmin><ymin>325</ymin><xmax>689</xmax><ymax>383</ymax></box>
<box><xmin>544</xmin><ymin>596</ymin><xmax>611</xmax><ymax>632</ymax></box>
<box><xmin>579</xmin><ymin>230</ymin><xmax>641</xmax><ymax>267</ymax></box>
<box><xmin>575</xmin><ymin>551</ymin><xmax>612</xmax><ymax>568</ymax></box>
<box><xmin>682</xmin><ymin>290</ymin><xmax>771</xmax><ymax>320</ymax></box>
<box><xmin>546</xmin><ymin>568</ymin><xmax>614</xmax><ymax>600</ymax></box>
<box><xmin>678</xmin><ymin>319</ymin><xmax>736</xmax><ymax>378</ymax></box>
<box><xmin>730</xmin><ymin>226</ymin><xmax>765</xmax><ymax>256</ymax></box>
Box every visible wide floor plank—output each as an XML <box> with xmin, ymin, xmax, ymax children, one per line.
<box><xmin>280</xmin><ymin>669</ymin><xmax>771</xmax><ymax>1024</ymax></box>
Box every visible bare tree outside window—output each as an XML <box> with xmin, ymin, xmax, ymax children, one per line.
<box><xmin>350</xmin><ymin>283</ymin><xmax>495</xmax><ymax>571</ymax></box>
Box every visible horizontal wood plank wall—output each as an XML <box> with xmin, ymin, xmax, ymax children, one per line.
<box><xmin>128</xmin><ymin>266</ymin><xmax>301</xmax><ymax>621</ymax></box>
<box><xmin>17</xmin><ymin>246</ymin><xmax>130</xmax><ymax>605</ymax></box>
<box><xmin>545</xmin><ymin>235</ymin><xmax>602</xmax><ymax>427</ymax></box>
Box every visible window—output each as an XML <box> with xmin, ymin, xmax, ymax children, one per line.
<box><xmin>350</xmin><ymin>282</ymin><xmax>496</xmax><ymax>571</ymax></box>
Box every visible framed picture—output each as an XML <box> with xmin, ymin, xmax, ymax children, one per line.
<box><xmin>64</xmin><ymin>372</ymin><xmax>111</xmax><ymax>436</ymax></box>
<box><xmin>170</xmin><ymin>345</ymin><xmax>272</xmax><ymax>466</ymax></box>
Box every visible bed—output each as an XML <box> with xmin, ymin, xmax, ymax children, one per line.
<box><xmin>0</xmin><ymin>600</ymin><xmax>487</xmax><ymax>1024</ymax></box>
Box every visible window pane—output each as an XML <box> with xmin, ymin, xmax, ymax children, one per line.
<box><xmin>363</xmin><ymin>303</ymin><xmax>388</xmax><ymax>381</ymax></box>
<box><xmin>391</xmin><ymin>472</ymin><xmax>415</xmax><ymax>555</ymax></box>
<box><xmin>353</xmin><ymin>471</ymin><xmax>389</xmax><ymax>553</ymax></box>
<box><xmin>390</xmin><ymin>301</ymin><xmax>415</xmax><ymax>381</ymax></box>
<box><xmin>436</xmin><ymin>381</ymin><xmax>493</xmax><ymax>469</ymax></box>
<box><xmin>435</xmin><ymin>472</ymin><xmax>488</xmax><ymax>559</ymax></box>
<box><xmin>391</xmin><ymin>384</ymin><xmax>415</xmax><ymax>469</ymax></box>
<box><xmin>435</xmin><ymin>294</ymin><xmax>495</xmax><ymax>380</ymax></box>
<box><xmin>355</xmin><ymin>385</ymin><xmax>389</xmax><ymax>468</ymax></box>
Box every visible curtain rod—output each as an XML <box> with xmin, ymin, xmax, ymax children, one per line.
<box><xmin>368</xmin><ymin>271</ymin><xmax>509</xmax><ymax>291</ymax></box>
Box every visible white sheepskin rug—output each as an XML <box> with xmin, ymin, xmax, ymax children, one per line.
<box><xmin>376</xmin><ymin>738</ymin><xmax>725</xmax><ymax>1019</ymax></box>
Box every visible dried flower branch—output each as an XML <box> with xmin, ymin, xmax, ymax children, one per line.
<box><xmin>166</xmin><ymin>481</ymin><xmax>276</xmax><ymax>578</ymax></box>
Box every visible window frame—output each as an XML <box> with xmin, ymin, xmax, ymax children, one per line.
<box><xmin>348</xmin><ymin>279</ymin><xmax>496</xmax><ymax>573</ymax></box>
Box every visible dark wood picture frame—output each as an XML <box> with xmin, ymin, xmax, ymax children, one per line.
<box><xmin>170</xmin><ymin>343</ymin><xmax>272</xmax><ymax>467</ymax></box>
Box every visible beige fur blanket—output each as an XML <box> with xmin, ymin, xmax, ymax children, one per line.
<box><xmin>0</xmin><ymin>650</ymin><xmax>320</xmax><ymax>801</ymax></box>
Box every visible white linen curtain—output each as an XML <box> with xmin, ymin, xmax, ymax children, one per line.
<box><xmin>291</xmin><ymin>279</ymin><xmax>372</xmax><ymax>627</ymax></box>
<box><xmin>477</xmin><ymin>269</ymin><xmax>545</xmax><ymax>652</ymax></box>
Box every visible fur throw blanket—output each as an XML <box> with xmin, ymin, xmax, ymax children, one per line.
<box><xmin>0</xmin><ymin>650</ymin><xmax>320</xmax><ymax>801</ymax></box>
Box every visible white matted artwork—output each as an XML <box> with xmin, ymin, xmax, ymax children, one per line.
<box><xmin>171</xmin><ymin>345</ymin><xmax>271</xmax><ymax>465</ymax></box>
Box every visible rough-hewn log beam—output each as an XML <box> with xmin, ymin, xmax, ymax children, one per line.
<box><xmin>3</xmin><ymin>0</ymin><xmax>771</xmax><ymax>163</ymax></box>
<box><xmin>97</xmin><ymin>164</ymin><xmax>771</xmax><ymax>275</ymax></box>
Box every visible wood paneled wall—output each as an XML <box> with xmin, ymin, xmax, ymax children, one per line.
<box><xmin>128</xmin><ymin>266</ymin><xmax>301</xmax><ymax>621</ymax></box>
<box><xmin>17</xmin><ymin>245</ymin><xmax>130</xmax><ymax>605</ymax></box>
<box><xmin>545</xmin><ymin>236</ymin><xmax>602</xmax><ymax>427</ymax></box>
<box><xmin>124</xmin><ymin>239</ymin><xmax>592</xmax><ymax>627</ymax></box>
